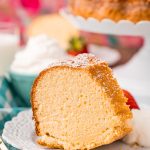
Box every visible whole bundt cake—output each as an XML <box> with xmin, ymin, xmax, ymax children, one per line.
<box><xmin>68</xmin><ymin>0</ymin><xmax>150</xmax><ymax>23</ymax></box>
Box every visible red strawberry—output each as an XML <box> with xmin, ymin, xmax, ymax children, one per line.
<box><xmin>123</xmin><ymin>89</ymin><xmax>140</xmax><ymax>110</ymax></box>
<box><xmin>67</xmin><ymin>46</ymin><xmax>88</xmax><ymax>56</ymax></box>
<box><xmin>67</xmin><ymin>36</ymin><xmax>88</xmax><ymax>56</ymax></box>
<box><xmin>67</xmin><ymin>50</ymin><xmax>80</xmax><ymax>56</ymax></box>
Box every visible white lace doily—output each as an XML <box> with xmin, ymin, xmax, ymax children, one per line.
<box><xmin>2</xmin><ymin>109</ymin><xmax>148</xmax><ymax>150</ymax></box>
<box><xmin>2</xmin><ymin>110</ymin><xmax>48</xmax><ymax>150</ymax></box>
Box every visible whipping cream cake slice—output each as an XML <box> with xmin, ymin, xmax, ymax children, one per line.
<box><xmin>31</xmin><ymin>54</ymin><xmax>132</xmax><ymax>150</ymax></box>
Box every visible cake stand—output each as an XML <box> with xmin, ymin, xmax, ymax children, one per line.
<box><xmin>60</xmin><ymin>9</ymin><xmax>150</xmax><ymax>100</ymax></box>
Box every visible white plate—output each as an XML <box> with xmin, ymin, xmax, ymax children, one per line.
<box><xmin>60</xmin><ymin>9</ymin><xmax>150</xmax><ymax>37</ymax></box>
<box><xmin>88</xmin><ymin>45</ymin><xmax>121</xmax><ymax>66</ymax></box>
<box><xmin>2</xmin><ymin>107</ymin><xmax>149</xmax><ymax>150</ymax></box>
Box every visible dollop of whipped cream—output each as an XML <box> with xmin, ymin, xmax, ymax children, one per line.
<box><xmin>11</xmin><ymin>35</ymin><xmax>68</xmax><ymax>74</ymax></box>
<box><xmin>123</xmin><ymin>108</ymin><xmax>150</xmax><ymax>147</ymax></box>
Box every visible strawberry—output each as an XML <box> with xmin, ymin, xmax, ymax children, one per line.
<box><xmin>123</xmin><ymin>89</ymin><xmax>140</xmax><ymax>110</ymax></box>
<box><xmin>67</xmin><ymin>36</ymin><xmax>88</xmax><ymax>56</ymax></box>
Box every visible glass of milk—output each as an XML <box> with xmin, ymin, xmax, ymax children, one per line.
<box><xmin>0</xmin><ymin>22</ymin><xmax>19</xmax><ymax>76</ymax></box>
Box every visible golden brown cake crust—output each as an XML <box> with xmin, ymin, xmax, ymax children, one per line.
<box><xmin>31</xmin><ymin>54</ymin><xmax>132</xmax><ymax>150</ymax></box>
<box><xmin>68</xmin><ymin>0</ymin><xmax>150</xmax><ymax>23</ymax></box>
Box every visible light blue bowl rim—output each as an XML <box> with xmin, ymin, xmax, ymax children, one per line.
<box><xmin>9</xmin><ymin>70</ymin><xmax>38</xmax><ymax>78</ymax></box>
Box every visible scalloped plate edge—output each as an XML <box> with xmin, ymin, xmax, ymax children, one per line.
<box><xmin>60</xmin><ymin>8</ymin><xmax>150</xmax><ymax>36</ymax></box>
<box><xmin>2</xmin><ymin>110</ymin><xmax>32</xmax><ymax>149</ymax></box>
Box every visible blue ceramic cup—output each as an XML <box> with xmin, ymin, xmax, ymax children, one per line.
<box><xmin>9</xmin><ymin>71</ymin><xmax>38</xmax><ymax>107</ymax></box>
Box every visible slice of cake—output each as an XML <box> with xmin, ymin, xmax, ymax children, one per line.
<box><xmin>31</xmin><ymin>54</ymin><xmax>132</xmax><ymax>150</ymax></box>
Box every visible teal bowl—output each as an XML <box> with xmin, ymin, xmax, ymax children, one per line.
<box><xmin>9</xmin><ymin>71</ymin><xmax>38</xmax><ymax>107</ymax></box>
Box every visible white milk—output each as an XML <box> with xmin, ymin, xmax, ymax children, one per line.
<box><xmin>0</xmin><ymin>33</ymin><xmax>19</xmax><ymax>75</ymax></box>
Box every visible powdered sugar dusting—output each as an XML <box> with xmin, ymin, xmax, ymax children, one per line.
<box><xmin>48</xmin><ymin>53</ymin><xmax>104</xmax><ymax>68</ymax></box>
